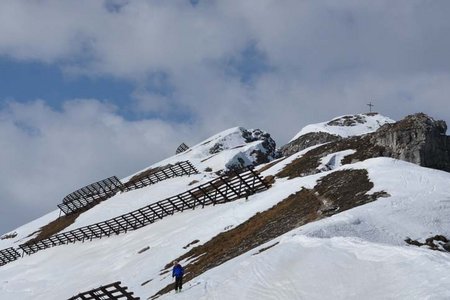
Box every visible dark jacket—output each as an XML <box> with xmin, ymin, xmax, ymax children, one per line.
<box><xmin>172</xmin><ymin>264</ymin><xmax>184</xmax><ymax>278</ymax></box>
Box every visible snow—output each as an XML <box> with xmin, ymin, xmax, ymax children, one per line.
<box><xmin>0</xmin><ymin>170</ymin><xmax>316</xmax><ymax>300</ymax></box>
<box><xmin>317</xmin><ymin>149</ymin><xmax>356</xmax><ymax>171</ymax></box>
<box><xmin>298</xmin><ymin>158</ymin><xmax>450</xmax><ymax>245</ymax></box>
<box><xmin>1</xmin><ymin>119</ymin><xmax>450</xmax><ymax>300</ymax></box>
<box><xmin>159</xmin><ymin>159</ymin><xmax>450</xmax><ymax>300</ymax></box>
<box><xmin>0</xmin><ymin>210</ymin><xmax>60</xmax><ymax>250</ymax></box>
<box><xmin>123</xmin><ymin>126</ymin><xmax>269</xmax><ymax>181</ymax></box>
<box><xmin>62</xmin><ymin>174</ymin><xmax>213</xmax><ymax>231</ymax></box>
<box><xmin>289</xmin><ymin>113</ymin><xmax>395</xmax><ymax>142</ymax></box>
<box><xmin>165</xmin><ymin>235</ymin><xmax>450</xmax><ymax>300</ymax></box>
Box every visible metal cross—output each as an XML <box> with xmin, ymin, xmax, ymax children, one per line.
<box><xmin>367</xmin><ymin>102</ymin><xmax>374</xmax><ymax>113</ymax></box>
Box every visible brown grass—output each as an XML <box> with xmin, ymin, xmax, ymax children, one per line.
<box><xmin>277</xmin><ymin>136</ymin><xmax>387</xmax><ymax>179</ymax></box>
<box><xmin>315</xmin><ymin>169</ymin><xmax>389</xmax><ymax>212</ymax></box>
<box><xmin>25</xmin><ymin>212</ymin><xmax>80</xmax><ymax>244</ymax></box>
<box><xmin>257</xmin><ymin>157</ymin><xmax>287</xmax><ymax>173</ymax></box>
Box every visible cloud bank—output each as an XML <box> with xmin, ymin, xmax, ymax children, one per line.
<box><xmin>1</xmin><ymin>0</ymin><xmax>449</xmax><ymax>232</ymax></box>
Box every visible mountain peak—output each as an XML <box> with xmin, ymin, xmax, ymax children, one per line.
<box><xmin>289</xmin><ymin>113</ymin><xmax>395</xmax><ymax>142</ymax></box>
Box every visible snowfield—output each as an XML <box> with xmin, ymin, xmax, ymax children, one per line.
<box><xmin>289</xmin><ymin>113</ymin><xmax>395</xmax><ymax>142</ymax></box>
<box><xmin>166</xmin><ymin>236</ymin><xmax>450</xmax><ymax>300</ymax></box>
<box><xmin>1</xmin><ymin>122</ymin><xmax>450</xmax><ymax>300</ymax></box>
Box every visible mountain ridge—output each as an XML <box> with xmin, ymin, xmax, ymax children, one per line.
<box><xmin>1</xmin><ymin>112</ymin><xmax>449</xmax><ymax>300</ymax></box>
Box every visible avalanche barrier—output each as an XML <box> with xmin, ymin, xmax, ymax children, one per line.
<box><xmin>58</xmin><ymin>176</ymin><xmax>125</xmax><ymax>215</ymax></box>
<box><xmin>0</xmin><ymin>247</ymin><xmax>21</xmax><ymax>266</ymax></box>
<box><xmin>123</xmin><ymin>161</ymin><xmax>198</xmax><ymax>191</ymax></box>
<box><xmin>68</xmin><ymin>281</ymin><xmax>140</xmax><ymax>300</ymax></box>
<box><xmin>58</xmin><ymin>161</ymin><xmax>199</xmax><ymax>215</ymax></box>
<box><xmin>18</xmin><ymin>166</ymin><xmax>269</xmax><ymax>256</ymax></box>
<box><xmin>175</xmin><ymin>143</ymin><xmax>189</xmax><ymax>154</ymax></box>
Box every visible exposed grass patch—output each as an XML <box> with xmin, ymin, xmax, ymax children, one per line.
<box><xmin>151</xmin><ymin>169</ymin><xmax>388</xmax><ymax>299</ymax></box>
<box><xmin>257</xmin><ymin>157</ymin><xmax>287</xmax><ymax>173</ymax></box>
<box><xmin>315</xmin><ymin>169</ymin><xmax>389</xmax><ymax>213</ymax></box>
<box><xmin>25</xmin><ymin>213</ymin><xmax>80</xmax><ymax>244</ymax></box>
<box><xmin>277</xmin><ymin>136</ymin><xmax>386</xmax><ymax>179</ymax></box>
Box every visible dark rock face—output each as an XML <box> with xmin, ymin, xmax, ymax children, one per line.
<box><xmin>405</xmin><ymin>235</ymin><xmax>450</xmax><ymax>252</ymax></box>
<box><xmin>242</xmin><ymin>128</ymin><xmax>278</xmax><ymax>163</ymax></box>
<box><xmin>371</xmin><ymin>113</ymin><xmax>450</xmax><ymax>172</ymax></box>
<box><xmin>208</xmin><ymin>143</ymin><xmax>224</xmax><ymax>154</ymax></box>
<box><xmin>327</xmin><ymin>114</ymin><xmax>368</xmax><ymax>127</ymax></box>
<box><xmin>248</xmin><ymin>129</ymin><xmax>280</xmax><ymax>164</ymax></box>
<box><xmin>280</xmin><ymin>132</ymin><xmax>341</xmax><ymax>157</ymax></box>
<box><xmin>444</xmin><ymin>242</ymin><xmax>450</xmax><ymax>252</ymax></box>
<box><xmin>209</xmin><ymin>128</ymin><xmax>278</xmax><ymax>169</ymax></box>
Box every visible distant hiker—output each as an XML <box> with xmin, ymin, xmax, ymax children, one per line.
<box><xmin>172</xmin><ymin>261</ymin><xmax>184</xmax><ymax>293</ymax></box>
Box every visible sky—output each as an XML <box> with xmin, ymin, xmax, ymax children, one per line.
<box><xmin>1</xmin><ymin>0</ymin><xmax>450</xmax><ymax>233</ymax></box>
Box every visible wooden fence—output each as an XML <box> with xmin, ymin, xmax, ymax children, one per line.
<box><xmin>175</xmin><ymin>143</ymin><xmax>189</xmax><ymax>154</ymax></box>
<box><xmin>58</xmin><ymin>161</ymin><xmax>199</xmax><ymax>215</ymax></box>
<box><xmin>0</xmin><ymin>247</ymin><xmax>21</xmax><ymax>266</ymax></box>
<box><xmin>19</xmin><ymin>167</ymin><xmax>269</xmax><ymax>256</ymax></box>
<box><xmin>123</xmin><ymin>161</ymin><xmax>198</xmax><ymax>191</ymax></box>
<box><xmin>58</xmin><ymin>176</ymin><xmax>125</xmax><ymax>215</ymax></box>
<box><xmin>68</xmin><ymin>281</ymin><xmax>140</xmax><ymax>300</ymax></box>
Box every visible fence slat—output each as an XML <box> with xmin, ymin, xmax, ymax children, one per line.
<box><xmin>3</xmin><ymin>166</ymin><xmax>269</xmax><ymax>264</ymax></box>
<box><xmin>68</xmin><ymin>281</ymin><xmax>140</xmax><ymax>300</ymax></box>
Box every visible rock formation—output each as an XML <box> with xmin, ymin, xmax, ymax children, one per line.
<box><xmin>371</xmin><ymin>113</ymin><xmax>450</xmax><ymax>172</ymax></box>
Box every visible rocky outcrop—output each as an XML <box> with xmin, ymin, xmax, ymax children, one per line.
<box><xmin>278</xmin><ymin>113</ymin><xmax>450</xmax><ymax>179</ymax></box>
<box><xmin>209</xmin><ymin>128</ymin><xmax>278</xmax><ymax>168</ymax></box>
<box><xmin>242</xmin><ymin>129</ymin><xmax>278</xmax><ymax>163</ymax></box>
<box><xmin>326</xmin><ymin>113</ymin><xmax>374</xmax><ymax>126</ymax></box>
<box><xmin>371</xmin><ymin>113</ymin><xmax>450</xmax><ymax>172</ymax></box>
<box><xmin>280</xmin><ymin>132</ymin><xmax>341</xmax><ymax>157</ymax></box>
<box><xmin>405</xmin><ymin>235</ymin><xmax>450</xmax><ymax>252</ymax></box>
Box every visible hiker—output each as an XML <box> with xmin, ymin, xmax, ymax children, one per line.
<box><xmin>172</xmin><ymin>261</ymin><xmax>184</xmax><ymax>293</ymax></box>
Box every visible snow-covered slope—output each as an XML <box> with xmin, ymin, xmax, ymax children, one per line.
<box><xmin>1</xmin><ymin>115</ymin><xmax>449</xmax><ymax>300</ymax></box>
<box><xmin>158</xmin><ymin>158</ymin><xmax>450</xmax><ymax>300</ymax></box>
<box><xmin>1</xmin><ymin>156</ymin><xmax>450</xmax><ymax>300</ymax></box>
<box><xmin>170</xmin><ymin>235</ymin><xmax>450</xmax><ymax>300</ymax></box>
<box><xmin>289</xmin><ymin>113</ymin><xmax>395</xmax><ymax>142</ymax></box>
<box><xmin>124</xmin><ymin>126</ymin><xmax>276</xmax><ymax>180</ymax></box>
<box><xmin>0</xmin><ymin>126</ymin><xmax>275</xmax><ymax>249</ymax></box>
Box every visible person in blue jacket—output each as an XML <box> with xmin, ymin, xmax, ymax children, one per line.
<box><xmin>172</xmin><ymin>261</ymin><xmax>184</xmax><ymax>293</ymax></box>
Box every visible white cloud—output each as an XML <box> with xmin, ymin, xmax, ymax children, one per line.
<box><xmin>0</xmin><ymin>99</ymin><xmax>199</xmax><ymax>232</ymax></box>
<box><xmin>0</xmin><ymin>0</ymin><xmax>449</xmax><ymax>231</ymax></box>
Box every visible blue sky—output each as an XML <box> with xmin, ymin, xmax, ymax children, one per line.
<box><xmin>1</xmin><ymin>0</ymin><xmax>450</xmax><ymax>233</ymax></box>
<box><xmin>0</xmin><ymin>58</ymin><xmax>134</xmax><ymax>112</ymax></box>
